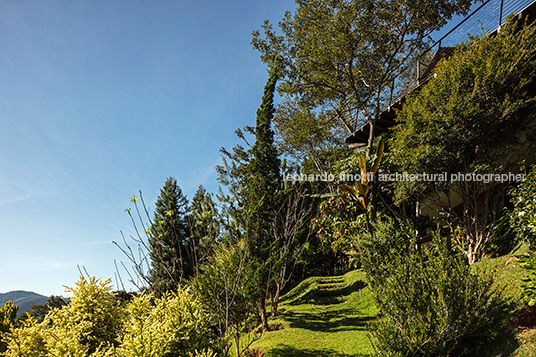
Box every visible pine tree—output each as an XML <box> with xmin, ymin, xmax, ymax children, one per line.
<box><xmin>148</xmin><ymin>177</ymin><xmax>191</xmax><ymax>295</ymax></box>
<box><xmin>246</xmin><ymin>65</ymin><xmax>281</xmax><ymax>330</ymax></box>
<box><xmin>188</xmin><ymin>185</ymin><xmax>220</xmax><ymax>267</ymax></box>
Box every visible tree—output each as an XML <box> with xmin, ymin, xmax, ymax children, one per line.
<box><xmin>18</xmin><ymin>296</ymin><xmax>67</xmax><ymax>324</ymax></box>
<box><xmin>269</xmin><ymin>182</ymin><xmax>314</xmax><ymax>316</ymax></box>
<box><xmin>0</xmin><ymin>301</ymin><xmax>18</xmax><ymax>353</ymax></box>
<box><xmin>194</xmin><ymin>242</ymin><xmax>259</xmax><ymax>357</ymax></box>
<box><xmin>246</xmin><ymin>65</ymin><xmax>282</xmax><ymax>331</ymax></box>
<box><xmin>148</xmin><ymin>177</ymin><xmax>191</xmax><ymax>295</ymax></box>
<box><xmin>252</xmin><ymin>0</ymin><xmax>473</xmax><ymax>157</ymax></box>
<box><xmin>272</xmin><ymin>98</ymin><xmax>347</xmax><ymax>170</ymax></box>
<box><xmin>188</xmin><ymin>185</ymin><xmax>221</xmax><ymax>270</ymax></box>
<box><xmin>389</xmin><ymin>17</ymin><xmax>536</xmax><ymax>264</ymax></box>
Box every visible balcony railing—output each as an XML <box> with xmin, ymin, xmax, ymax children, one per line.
<box><xmin>393</xmin><ymin>0</ymin><xmax>535</xmax><ymax>108</ymax></box>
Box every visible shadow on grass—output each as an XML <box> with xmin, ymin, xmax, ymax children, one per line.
<box><xmin>267</xmin><ymin>344</ymin><xmax>372</xmax><ymax>357</ymax></box>
<box><xmin>287</xmin><ymin>280</ymin><xmax>367</xmax><ymax>306</ymax></box>
<box><xmin>282</xmin><ymin>309</ymin><xmax>376</xmax><ymax>332</ymax></box>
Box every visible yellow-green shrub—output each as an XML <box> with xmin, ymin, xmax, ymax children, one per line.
<box><xmin>3</xmin><ymin>317</ymin><xmax>48</xmax><ymax>357</ymax></box>
<box><xmin>2</xmin><ymin>277</ymin><xmax>217</xmax><ymax>357</ymax></box>
<box><xmin>118</xmin><ymin>288</ymin><xmax>215</xmax><ymax>356</ymax></box>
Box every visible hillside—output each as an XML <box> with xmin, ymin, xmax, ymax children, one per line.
<box><xmin>248</xmin><ymin>269</ymin><xmax>378</xmax><ymax>356</ymax></box>
<box><xmin>0</xmin><ymin>290</ymin><xmax>47</xmax><ymax>316</ymax></box>
<box><xmin>243</xmin><ymin>249</ymin><xmax>536</xmax><ymax>356</ymax></box>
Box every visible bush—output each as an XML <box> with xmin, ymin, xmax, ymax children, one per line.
<box><xmin>359</xmin><ymin>223</ymin><xmax>512</xmax><ymax>356</ymax></box>
<box><xmin>3</xmin><ymin>277</ymin><xmax>122</xmax><ymax>357</ymax></box>
<box><xmin>509</xmin><ymin>164</ymin><xmax>536</xmax><ymax>248</ymax></box>
<box><xmin>193</xmin><ymin>241</ymin><xmax>257</xmax><ymax>356</ymax></box>
<box><xmin>517</xmin><ymin>250</ymin><xmax>536</xmax><ymax>307</ymax></box>
<box><xmin>119</xmin><ymin>289</ymin><xmax>217</xmax><ymax>357</ymax></box>
<box><xmin>0</xmin><ymin>301</ymin><xmax>18</xmax><ymax>353</ymax></box>
<box><xmin>3</xmin><ymin>317</ymin><xmax>48</xmax><ymax>357</ymax></box>
<box><xmin>2</xmin><ymin>277</ymin><xmax>219</xmax><ymax>357</ymax></box>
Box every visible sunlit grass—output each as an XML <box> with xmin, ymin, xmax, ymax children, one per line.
<box><xmin>245</xmin><ymin>269</ymin><xmax>378</xmax><ymax>356</ymax></box>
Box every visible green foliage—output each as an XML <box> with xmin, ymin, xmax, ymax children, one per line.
<box><xmin>299</xmin><ymin>146</ymin><xmax>351</xmax><ymax>177</ymax></box>
<box><xmin>50</xmin><ymin>277</ymin><xmax>123</xmax><ymax>355</ymax></box>
<box><xmin>361</xmin><ymin>226</ymin><xmax>511</xmax><ymax>356</ymax></box>
<box><xmin>187</xmin><ymin>349</ymin><xmax>217</xmax><ymax>357</ymax></box>
<box><xmin>246</xmin><ymin>64</ymin><xmax>281</xmax><ymax>258</ymax></box>
<box><xmin>311</xmin><ymin>141</ymin><xmax>385</xmax><ymax>262</ymax></box>
<box><xmin>3</xmin><ymin>277</ymin><xmax>218</xmax><ymax>357</ymax></box>
<box><xmin>246</xmin><ymin>65</ymin><xmax>282</xmax><ymax>329</ymax></box>
<box><xmin>119</xmin><ymin>289</ymin><xmax>216</xmax><ymax>357</ymax></box>
<box><xmin>3</xmin><ymin>277</ymin><xmax>123</xmax><ymax>357</ymax></box>
<box><xmin>149</xmin><ymin>177</ymin><xmax>192</xmax><ymax>295</ymax></box>
<box><xmin>189</xmin><ymin>185</ymin><xmax>221</xmax><ymax>267</ymax></box>
<box><xmin>389</xmin><ymin>17</ymin><xmax>536</xmax><ymax>264</ymax></box>
<box><xmin>311</xmin><ymin>195</ymin><xmax>365</xmax><ymax>254</ymax></box>
<box><xmin>390</xmin><ymin>17</ymin><xmax>536</xmax><ymax>201</ymax></box>
<box><xmin>272</xmin><ymin>98</ymin><xmax>346</xmax><ymax>168</ymax></box>
<box><xmin>253</xmin><ymin>0</ymin><xmax>472</xmax><ymax>153</ymax></box>
<box><xmin>338</xmin><ymin>141</ymin><xmax>384</xmax><ymax>214</ymax></box>
<box><xmin>194</xmin><ymin>241</ymin><xmax>257</xmax><ymax>356</ymax></box>
<box><xmin>510</xmin><ymin>164</ymin><xmax>536</xmax><ymax>248</ymax></box>
<box><xmin>0</xmin><ymin>300</ymin><xmax>18</xmax><ymax>353</ymax></box>
<box><xmin>3</xmin><ymin>317</ymin><xmax>48</xmax><ymax>357</ymax></box>
<box><xmin>517</xmin><ymin>251</ymin><xmax>536</xmax><ymax>307</ymax></box>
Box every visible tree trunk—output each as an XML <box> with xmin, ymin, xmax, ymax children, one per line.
<box><xmin>271</xmin><ymin>284</ymin><xmax>281</xmax><ymax>317</ymax></box>
<box><xmin>466</xmin><ymin>243</ymin><xmax>476</xmax><ymax>265</ymax></box>
<box><xmin>366</xmin><ymin>120</ymin><xmax>376</xmax><ymax>157</ymax></box>
<box><xmin>259</xmin><ymin>300</ymin><xmax>268</xmax><ymax>331</ymax></box>
<box><xmin>234</xmin><ymin>333</ymin><xmax>240</xmax><ymax>357</ymax></box>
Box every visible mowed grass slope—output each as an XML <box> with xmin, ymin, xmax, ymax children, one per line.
<box><xmin>248</xmin><ymin>270</ymin><xmax>378</xmax><ymax>356</ymax></box>
<box><xmin>244</xmin><ymin>246</ymin><xmax>536</xmax><ymax>356</ymax></box>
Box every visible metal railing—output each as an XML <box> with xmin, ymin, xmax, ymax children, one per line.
<box><xmin>391</xmin><ymin>0</ymin><xmax>535</xmax><ymax>108</ymax></box>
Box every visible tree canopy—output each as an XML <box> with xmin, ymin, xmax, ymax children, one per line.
<box><xmin>389</xmin><ymin>16</ymin><xmax>536</xmax><ymax>263</ymax></box>
<box><xmin>252</xmin><ymin>0</ymin><xmax>473</xmax><ymax>156</ymax></box>
<box><xmin>149</xmin><ymin>177</ymin><xmax>191</xmax><ymax>295</ymax></box>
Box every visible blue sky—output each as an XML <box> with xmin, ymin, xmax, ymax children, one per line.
<box><xmin>0</xmin><ymin>0</ymin><xmax>294</xmax><ymax>296</ymax></box>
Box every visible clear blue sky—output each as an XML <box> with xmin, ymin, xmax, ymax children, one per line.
<box><xmin>0</xmin><ymin>0</ymin><xmax>294</xmax><ymax>297</ymax></box>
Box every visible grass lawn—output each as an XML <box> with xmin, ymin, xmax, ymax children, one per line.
<box><xmin>237</xmin><ymin>245</ymin><xmax>536</xmax><ymax>356</ymax></box>
<box><xmin>245</xmin><ymin>270</ymin><xmax>378</xmax><ymax>356</ymax></box>
<box><xmin>473</xmin><ymin>244</ymin><xmax>536</xmax><ymax>356</ymax></box>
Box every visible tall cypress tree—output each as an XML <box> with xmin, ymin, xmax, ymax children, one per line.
<box><xmin>246</xmin><ymin>65</ymin><xmax>281</xmax><ymax>330</ymax></box>
<box><xmin>148</xmin><ymin>177</ymin><xmax>191</xmax><ymax>296</ymax></box>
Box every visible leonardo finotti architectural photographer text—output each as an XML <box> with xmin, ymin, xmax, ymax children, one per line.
<box><xmin>283</xmin><ymin>172</ymin><xmax>526</xmax><ymax>183</ymax></box>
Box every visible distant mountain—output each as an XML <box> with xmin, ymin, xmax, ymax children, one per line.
<box><xmin>0</xmin><ymin>291</ymin><xmax>48</xmax><ymax>316</ymax></box>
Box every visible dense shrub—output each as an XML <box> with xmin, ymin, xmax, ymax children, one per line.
<box><xmin>119</xmin><ymin>289</ymin><xmax>216</xmax><ymax>357</ymax></box>
<box><xmin>359</xmin><ymin>221</ymin><xmax>512</xmax><ymax>356</ymax></box>
<box><xmin>517</xmin><ymin>250</ymin><xmax>536</xmax><ymax>307</ymax></box>
<box><xmin>0</xmin><ymin>301</ymin><xmax>18</xmax><ymax>353</ymax></box>
<box><xmin>509</xmin><ymin>164</ymin><xmax>536</xmax><ymax>248</ymax></box>
<box><xmin>2</xmin><ymin>277</ymin><xmax>218</xmax><ymax>357</ymax></box>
